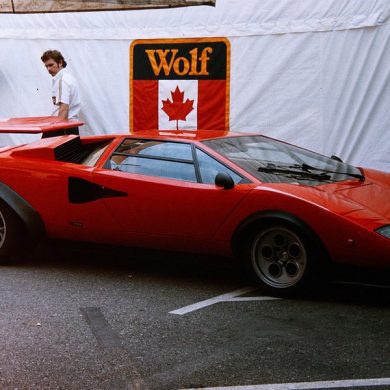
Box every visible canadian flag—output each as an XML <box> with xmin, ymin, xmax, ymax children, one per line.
<box><xmin>132</xmin><ymin>79</ymin><xmax>227</xmax><ymax>131</ymax></box>
<box><xmin>130</xmin><ymin>38</ymin><xmax>230</xmax><ymax>133</ymax></box>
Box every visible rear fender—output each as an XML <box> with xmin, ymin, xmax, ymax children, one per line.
<box><xmin>0</xmin><ymin>182</ymin><xmax>45</xmax><ymax>240</ymax></box>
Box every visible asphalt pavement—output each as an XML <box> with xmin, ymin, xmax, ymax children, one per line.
<box><xmin>0</xmin><ymin>241</ymin><xmax>389</xmax><ymax>389</ymax></box>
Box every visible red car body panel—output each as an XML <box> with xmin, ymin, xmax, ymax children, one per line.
<box><xmin>214</xmin><ymin>181</ymin><xmax>390</xmax><ymax>267</ymax></box>
<box><xmin>0</xmin><ymin>118</ymin><xmax>389</xmax><ymax>270</ymax></box>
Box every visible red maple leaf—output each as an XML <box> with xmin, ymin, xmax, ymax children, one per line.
<box><xmin>162</xmin><ymin>86</ymin><xmax>194</xmax><ymax>130</ymax></box>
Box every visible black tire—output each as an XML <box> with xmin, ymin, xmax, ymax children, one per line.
<box><xmin>0</xmin><ymin>200</ymin><xmax>29</xmax><ymax>264</ymax></box>
<box><xmin>245</xmin><ymin>222</ymin><xmax>324</xmax><ymax>297</ymax></box>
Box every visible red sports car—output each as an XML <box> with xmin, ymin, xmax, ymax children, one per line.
<box><xmin>0</xmin><ymin>117</ymin><xmax>389</xmax><ymax>295</ymax></box>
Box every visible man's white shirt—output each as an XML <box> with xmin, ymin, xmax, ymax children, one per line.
<box><xmin>51</xmin><ymin>68</ymin><xmax>81</xmax><ymax>120</ymax></box>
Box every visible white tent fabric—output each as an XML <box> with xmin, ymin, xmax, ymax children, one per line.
<box><xmin>0</xmin><ymin>0</ymin><xmax>389</xmax><ymax>171</ymax></box>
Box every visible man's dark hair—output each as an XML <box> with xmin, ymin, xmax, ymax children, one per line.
<box><xmin>41</xmin><ymin>50</ymin><xmax>67</xmax><ymax>68</ymax></box>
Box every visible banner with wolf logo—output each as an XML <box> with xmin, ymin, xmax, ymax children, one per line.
<box><xmin>130</xmin><ymin>38</ymin><xmax>230</xmax><ymax>132</ymax></box>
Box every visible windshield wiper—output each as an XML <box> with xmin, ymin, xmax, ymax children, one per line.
<box><xmin>299</xmin><ymin>163</ymin><xmax>365</xmax><ymax>181</ymax></box>
<box><xmin>257</xmin><ymin>163</ymin><xmax>364</xmax><ymax>182</ymax></box>
<box><xmin>257</xmin><ymin>164</ymin><xmax>332</xmax><ymax>181</ymax></box>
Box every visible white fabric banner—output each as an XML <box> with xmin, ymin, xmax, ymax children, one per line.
<box><xmin>0</xmin><ymin>0</ymin><xmax>389</xmax><ymax>171</ymax></box>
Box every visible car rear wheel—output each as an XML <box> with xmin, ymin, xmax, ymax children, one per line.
<box><xmin>248</xmin><ymin>224</ymin><xmax>321</xmax><ymax>296</ymax></box>
<box><xmin>0</xmin><ymin>201</ymin><xmax>27</xmax><ymax>264</ymax></box>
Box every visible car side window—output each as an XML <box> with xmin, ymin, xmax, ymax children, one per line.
<box><xmin>196</xmin><ymin>148</ymin><xmax>244</xmax><ymax>184</ymax></box>
<box><xmin>109</xmin><ymin>139</ymin><xmax>197</xmax><ymax>182</ymax></box>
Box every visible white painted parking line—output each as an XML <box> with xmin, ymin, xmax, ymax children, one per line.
<box><xmin>181</xmin><ymin>377</ymin><xmax>390</xmax><ymax>389</ymax></box>
<box><xmin>169</xmin><ymin>286</ymin><xmax>280</xmax><ymax>315</ymax></box>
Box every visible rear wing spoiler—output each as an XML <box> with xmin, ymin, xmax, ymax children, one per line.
<box><xmin>0</xmin><ymin>116</ymin><xmax>84</xmax><ymax>135</ymax></box>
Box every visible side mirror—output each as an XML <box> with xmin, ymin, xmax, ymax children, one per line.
<box><xmin>215</xmin><ymin>172</ymin><xmax>235</xmax><ymax>190</ymax></box>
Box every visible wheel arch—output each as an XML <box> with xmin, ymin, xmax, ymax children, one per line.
<box><xmin>0</xmin><ymin>182</ymin><xmax>45</xmax><ymax>241</ymax></box>
<box><xmin>231</xmin><ymin>210</ymin><xmax>329</xmax><ymax>259</ymax></box>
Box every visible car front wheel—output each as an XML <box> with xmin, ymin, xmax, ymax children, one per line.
<box><xmin>248</xmin><ymin>224</ymin><xmax>320</xmax><ymax>296</ymax></box>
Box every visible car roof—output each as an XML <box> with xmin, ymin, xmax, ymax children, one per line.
<box><xmin>129</xmin><ymin>130</ymin><xmax>251</xmax><ymax>142</ymax></box>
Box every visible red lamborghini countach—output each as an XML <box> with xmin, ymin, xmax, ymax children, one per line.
<box><xmin>0</xmin><ymin>117</ymin><xmax>389</xmax><ymax>296</ymax></box>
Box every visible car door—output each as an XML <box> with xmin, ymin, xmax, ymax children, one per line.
<box><xmin>92</xmin><ymin>139</ymin><xmax>254</xmax><ymax>239</ymax></box>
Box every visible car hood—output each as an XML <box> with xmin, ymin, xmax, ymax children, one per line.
<box><xmin>264</xmin><ymin>170</ymin><xmax>390</xmax><ymax>228</ymax></box>
<box><xmin>334</xmin><ymin>182</ymin><xmax>390</xmax><ymax>219</ymax></box>
<box><xmin>333</xmin><ymin>168</ymin><xmax>390</xmax><ymax>220</ymax></box>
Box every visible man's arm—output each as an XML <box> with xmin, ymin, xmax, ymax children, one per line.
<box><xmin>57</xmin><ymin>102</ymin><xmax>69</xmax><ymax>120</ymax></box>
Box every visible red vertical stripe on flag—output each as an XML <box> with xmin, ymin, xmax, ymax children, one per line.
<box><xmin>132</xmin><ymin>80</ymin><xmax>158</xmax><ymax>131</ymax></box>
<box><xmin>197</xmin><ymin>80</ymin><xmax>227</xmax><ymax>130</ymax></box>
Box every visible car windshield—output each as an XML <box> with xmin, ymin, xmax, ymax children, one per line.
<box><xmin>202</xmin><ymin>135</ymin><xmax>364</xmax><ymax>185</ymax></box>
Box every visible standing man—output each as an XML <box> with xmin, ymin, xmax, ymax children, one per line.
<box><xmin>41</xmin><ymin>49</ymin><xmax>81</xmax><ymax>135</ymax></box>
